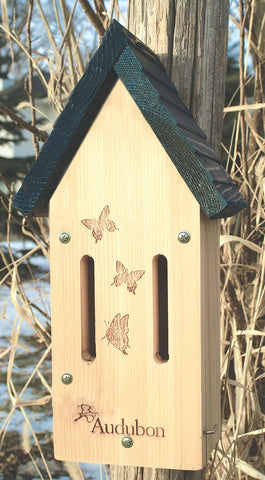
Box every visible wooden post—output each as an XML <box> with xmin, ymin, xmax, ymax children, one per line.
<box><xmin>127</xmin><ymin>0</ymin><xmax>229</xmax><ymax>153</ymax></box>
<box><xmin>110</xmin><ymin>1</ymin><xmax>230</xmax><ymax>478</ymax></box>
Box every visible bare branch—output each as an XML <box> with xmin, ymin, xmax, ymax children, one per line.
<box><xmin>239</xmin><ymin>0</ymin><xmax>251</xmax><ymax>239</ymax></box>
<box><xmin>0</xmin><ymin>100</ymin><xmax>49</xmax><ymax>142</ymax></box>
<box><xmin>94</xmin><ymin>0</ymin><xmax>110</xmax><ymax>29</ymax></box>
<box><xmin>78</xmin><ymin>0</ymin><xmax>106</xmax><ymax>36</ymax></box>
<box><xmin>26</xmin><ymin>0</ymin><xmax>39</xmax><ymax>157</ymax></box>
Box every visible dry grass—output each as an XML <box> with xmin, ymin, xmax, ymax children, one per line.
<box><xmin>206</xmin><ymin>1</ymin><xmax>265</xmax><ymax>477</ymax></box>
<box><xmin>0</xmin><ymin>1</ymin><xmax>264</xmax><ymax>479</ymax></box>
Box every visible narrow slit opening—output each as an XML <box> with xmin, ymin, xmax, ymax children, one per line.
<box><xmin>81</xmin><ymin>255</ymin><xmax>96</xmax><ymax>362</ymax></box>
<box><xmin>153</xmin><ymin>255</ymin><xmax>169</xmax><ymax>363</ymax></box>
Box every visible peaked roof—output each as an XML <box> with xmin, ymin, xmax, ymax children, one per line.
<box><xmin>13</xmin><ymin>20</ymin><xmax>246</xmax><ymax>219</ymax></box>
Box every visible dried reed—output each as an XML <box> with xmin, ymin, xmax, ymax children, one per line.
<box><xmin>0</xmin><ymin>1</ymin><xmax>264</xmax><ymax>479</ymax></box>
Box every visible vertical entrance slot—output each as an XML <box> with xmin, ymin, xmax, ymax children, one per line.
<box><xmin>153</xmin><ymin>255</ymin><xmax>169</xmax><ymax>362</ymax></box>
<box><xmin>81</xmin><ymin>255</ymin><xmax>96</xmax><ymax>362</ymax></box>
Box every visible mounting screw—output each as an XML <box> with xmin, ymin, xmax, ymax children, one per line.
<box><xmin>121</xmin><ymin>436</ymin><xmax>133</xmax><ymax>448</ymax></box>
<box><xmin>61</xmin><ymin>373</ymin><xmax>73</xmax><ymax>385</ymax></box>
<box><xmin>59</xmin><ymin>231</ymin><xmax>71</xmax><ymax>244</ymax></box>
<box><xmin>177</xmin><ymin>231</ymin><xmax>191</xmax><ymax>244</ymax></box>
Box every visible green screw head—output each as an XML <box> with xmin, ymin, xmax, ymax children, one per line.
<box><xmin>177</xmin><ymin>231</ymin><xmax>191</xmax><ymax>244</ymax></box>
<box><xmin>121</xmin><ymin>436</ymin><xmax>133</xmax><ymax>448</ymax></box>
<box><xmin>61</xmin><ymin>373</ymin><xmax>73</xmax><ymax>385</ymax></box>
<box><xmin>59</xmin><ymin>231</ymin><xmax>71</xmax><ymax>244</ymax></box>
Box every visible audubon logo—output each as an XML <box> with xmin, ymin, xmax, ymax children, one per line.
<box><xmin>75</xmin><ymin>404</ymin><xmax>165</xmax><ymax>438</ymax></box>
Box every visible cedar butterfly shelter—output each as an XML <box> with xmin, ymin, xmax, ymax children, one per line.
<box><xmin>13</xmin><ymin>20</ymin><xmax>246</xmax><ymax>471</ymax></box>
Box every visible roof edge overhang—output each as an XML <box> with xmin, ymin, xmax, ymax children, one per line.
<box><xmin>13</xmin><ymin>20</ymin><xmax>246</xmax><ymax>219</ymax></box>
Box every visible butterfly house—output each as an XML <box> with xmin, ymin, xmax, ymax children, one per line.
<box><xmin>13</xmin><ymin>21</ymin><xmax>246</xmax><ymax>471</ymax></box>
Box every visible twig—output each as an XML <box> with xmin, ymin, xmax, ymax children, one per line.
<box><xmin>26</xmin><ymin>0</ymin><xmax>39</xmax><ymax>157</ymax></box>
<box><xmin>35</xmin><ymin>0</ymin><xmax>61</xmax><ymax>61</ymax></box>
<box><xmin>94</xmin><ymin>0</ymin><xmax>110</xmax><ymax>29</ymax></box>
<box><xmin>224</xmin><ymin>102</ymin><xmax>265</xmax><ymax>112</ymax></box>
<box><xmin>0</xmin><ymin>100</ymin><xmax>49</xmax><ymax>142</ymax></box>
<box><xmin>58</xmin><ymin>0</ymin><xmax>85</xmax><ymax>77</ymax></box>
<box><xmin>59</xmin><ymin>0</ymin><xmax>78</xmax><ymax>52</ymax></box>
<box><xmin>239</xmin><ymin>0</ymin><xmax>251</xmax><ymax>240</ymax></box>
<box><xmin>59</xmin><ymin>0</ymin><xmax>77</xmax><ymax>88</ymax></box>
<box><xmin>78</xmin><ymin>0</ymin><xmax>106</xmax><ymax>36</ymax></box>
<box><xmin>245</xmin><ymin>109</ymin><xmax>265</xmax><ymax>154</ymax></box>
<box><xmin>229</xmin><ymin>13</ymin><xmax>261</xmax><ymax>59</ymax></box>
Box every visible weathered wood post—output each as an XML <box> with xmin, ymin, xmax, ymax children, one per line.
<box><xmin>13</xmin><ymin>14</ymin><xmax>244</xmax><ymax>480</ymax></box>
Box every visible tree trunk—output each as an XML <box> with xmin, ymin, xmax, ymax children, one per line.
<box><xmin>110</xmin><ymin>1</ymin><xmax>229</xmax><ymax>479</ymax></box>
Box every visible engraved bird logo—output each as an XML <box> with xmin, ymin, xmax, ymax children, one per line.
<box><xmin>74</xmin><ymin>404</ymin><xmax>97</xmax><ymax>423</ymax></box>
<box><xmin>102</xmin><ymin>313</ymin><xmax>130</xmax><ymax>355</ymax></box>
<box><xmin>81</xmin><ymin>205</ymin><xmax>118</xmax><ymax>243</ymax></box>
<box><xmin>111</xmin><ymin>260</ymin><xmax>145</xmax><ymax>294</ymax></box>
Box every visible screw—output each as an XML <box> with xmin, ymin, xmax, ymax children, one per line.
<box><xmin>177</xmin><ymin>231</ymin><xmax>191</xmax><ymax>244</ymax></box>
<box><xmin>61</xmin><ymin>373</ymin><xmax>73</xmax><ymax>385</ymax></box>
<box><xmin>121</xmin><ymin>436</ymin><xmax>133</xmax><ymax>448</ymax></box>
<box><xmin>59</xmin><ymin>231</ymin><xmax>71</xmax><ymax>244</ymax></box>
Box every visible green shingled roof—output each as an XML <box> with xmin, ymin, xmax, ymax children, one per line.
<box><xmin>13</xmin><ymin>20</ymin><xmax>246</xmax><ymax>219</ymax></box>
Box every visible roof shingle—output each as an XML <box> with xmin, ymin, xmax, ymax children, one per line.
<box><xmin>13</xmin><ymin>20</ymin><xmax>246</xmax><ymax>219</ymax></box>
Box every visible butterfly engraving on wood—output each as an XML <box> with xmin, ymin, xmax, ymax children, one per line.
<box><xmin>112</xmin><ymin>260</ymin><xmax>145</xmax><ymax>294</ymax></box>
<box><xmin>81</xmin><ymin>205</ymin><xmax>118</xmax><ymax>243</ymax></box>
<box><xmin>102</xmin><ymin>313</ymin><xmax>130</xmax><ymax>355</ymax></box>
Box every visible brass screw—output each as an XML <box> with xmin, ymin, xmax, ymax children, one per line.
<box><xmin>61</xmin><ymin>373</ymin><xmax>73</xmax><ymax>385</ymax></box>
<box><xmin>177</xmin><ymin>231</ymin><xmax>191</xmax><ymax>244</ymax></box>
<box><xmin>121</xmin><ymin>436</ymin><xmax>133</xmax><ymax>448</ymax></box>
<box><xmin>59</xmin><ymin>231</ymin><xmax>71</xmax><ymax>244</ymax></box>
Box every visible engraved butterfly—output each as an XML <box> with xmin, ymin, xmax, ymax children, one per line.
<box><xmin>112</xmin><ymin>260</ymin><xmax>145</xmax><ymax>294</ymax></box>
<box><xmin>81</xmin><ymin>205</ymin><xmax>118</xmax><ymax>243</ymax></box>
<box><xmin>102</xmin><ymin>313</ymin><xmax>130</xmax><ymax>355</ymax></box>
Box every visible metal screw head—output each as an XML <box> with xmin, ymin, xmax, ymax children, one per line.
<box><xmin>59</xmin><ymin>231</ymin><xmax>71</xmax><ymax>244</ymax></box>
<box><xmin>61</xmin><ymin>373</ymin><xmax>73</xmax><ymax>385</ymax></box>
<box><xmin>121</xmin><ymin>436</ymin><xmax>133</xmax><ymax>448</ymax></box>
<box><xmin>177</xmin><ymin>231</ymin><xmax>191</xmax><ymax>244</ymax></box>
